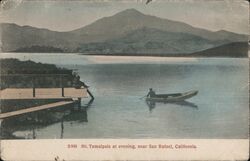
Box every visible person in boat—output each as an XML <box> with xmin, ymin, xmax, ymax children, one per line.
<box><xmin>147</xmin><ymin>88</ymin><xmax>156</xmax><ymax>98</ymax></box>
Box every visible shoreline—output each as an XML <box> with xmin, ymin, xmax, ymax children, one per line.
<box><xmin>0</xmin><ymin>52</ymin><xmax>248</xmax><ymax>58</ymax></box>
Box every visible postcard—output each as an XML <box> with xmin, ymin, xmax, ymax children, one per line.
<box><xmin>0</xmin><ymin>0</ymin><xmax>249</xmax><ymax>160</ymax></box>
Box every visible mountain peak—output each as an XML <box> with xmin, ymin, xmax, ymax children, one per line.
<box><xmin>114</xmin><ymin>8</ymin><xmax>144</xmax><ymax>16</ymax></box>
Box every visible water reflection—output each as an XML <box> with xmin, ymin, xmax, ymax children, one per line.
<box><xmin>0</xmin><ymin>99</ymin><xmax>93</xmax><ymax>139</ymax></box>
<box><xmin>146</xmin><ymin>100</ymin><xmax>198</xmax><ymax>112</ymax></box>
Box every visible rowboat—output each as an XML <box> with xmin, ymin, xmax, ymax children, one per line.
<box><xmin>145</xmin><ymin>90</ymin><xmax>198</xmax><ymax>102</ymax></box>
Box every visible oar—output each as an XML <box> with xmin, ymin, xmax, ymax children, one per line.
<box><xmin>139</xmin><ymin>95</ymin><xmax>147</xmax><ymax>100</ymax></box>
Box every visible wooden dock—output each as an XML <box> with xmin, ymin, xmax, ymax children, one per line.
<box><xmin>0</xmin><ymin>87</ymin><xmax>87</xmax><ymax>100</ymax></box>
<box><xmin>0</xmin><ymin>101</ymin><xmax>75</xmax><ymax>119</ymax></box>
<box><xmin>0</xmin><ymin>87</ymin><xmax>92</xmax><ymax>119</ymax></box>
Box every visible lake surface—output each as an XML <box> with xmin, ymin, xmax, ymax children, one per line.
<box><xmin>0</xmin><ymin>53</ymin><xmax>249</xmax><ymax>139</ymax></box>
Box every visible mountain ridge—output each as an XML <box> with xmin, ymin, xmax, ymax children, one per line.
<box><xmin>70</xmin><ymin>8</ymin><xmax>246</xmax><ymax>42</ymax></box>
<box><xmin>1</xmin><ymin>8</ymin><xmax>248</xmax><ymax>57</ymax></box>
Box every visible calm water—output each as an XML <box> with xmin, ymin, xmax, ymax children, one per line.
<box><xmin>0</xmin><ymin>53</ymin><xmax>249</xmax><ymax>139</ymax></box>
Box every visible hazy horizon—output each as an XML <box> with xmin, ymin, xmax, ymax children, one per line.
<box><xmin>0</xmin><ymin>0</ymin><xmax>248</xmax><ymax>34</ymax></box>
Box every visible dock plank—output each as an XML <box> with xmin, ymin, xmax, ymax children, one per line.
<box><xmin>0</xmin><ymin>88</ymin><xmax>88</xmax><ymax>100</ymax></box>
<box><xmin>0</xmin><ymin>101</ymin><xmax>75</xmax><ymax>119</ymax></box>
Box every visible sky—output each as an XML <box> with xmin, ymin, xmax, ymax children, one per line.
<box><xmin>0</xmin><ymin>0</ymin><xmax>249</xmax><ymax>34</ymax></box>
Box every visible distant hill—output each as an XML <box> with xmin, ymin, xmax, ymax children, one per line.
<box><xmin>14</xmin><ymin>45</ymin><xmax>64</xmax><ymax>53</ymax></box>
<box><xmin>1</xmin><ymin>8</ymin><xmax>248</xmax><ymax>56</ymax></box>
<box><xmin>190</xmin><ymin>42</ymin><xmax>249</xmax><ymax>57</ymax></box>
<box><xmin>0</xmin><ymin>23</ymin><xmax>81</xmax><ymax>52</ymax></box>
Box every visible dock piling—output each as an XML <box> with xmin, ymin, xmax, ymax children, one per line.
<box><xmin>32</xmin><ymin>76</ymin><xmax>36</xmax><ymax>97</ymax></box>
<box><xmin>87</xmin><ymin>89</ymin><xmax>94</xmax><ymax>100</ymax></box>
<box><xmin>33</xmin><ymin>87</ymin><xmax>36</xmax><ymax>97</ymax></box>
<box><xmin>62</xmin><ymin>87</ymin><xmax>64</xmax><ymax>97</ymax></box>
<box><xmin>78</xmin><ymin>98</ymin><xmax>81</xmax><ymax>107</ymax></box>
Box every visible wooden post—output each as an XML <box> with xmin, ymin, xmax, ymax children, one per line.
<box><xmin>62</xmin><ymin>87</ymin><xmax>64</xmax><ymax>97</ymax></box>
<box><xmin>60</xmin><ymin>119</ymin><xmax>64</xmax><ymax>139</ymax></box>
<box><xmin>87</xmin><ymin>89</ymin><xmax>94</xmax><ymax>100</ymax></box>
<box><xmin>32</xmin><ymin>76</ymin><xmax>35</xmax><ymax>97</ymax></box>
<box><xmin>60</xmin><ymin>75</ymin><xmax>64</xmax><ymax>97</ymax></box>
<box><xmin>32</xmin><ymin>127</ymin><xmax>36</xmax><ymax>139</ymax></box>
<box><xmin>33</xmin><ymin>87</ymin><xmax>35</xmax><ymax>97</ymax></box>
<box><xmin>78</xmin><ymin>98</ymin><xmax>81</xmax><ymax>107</ymax></box>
